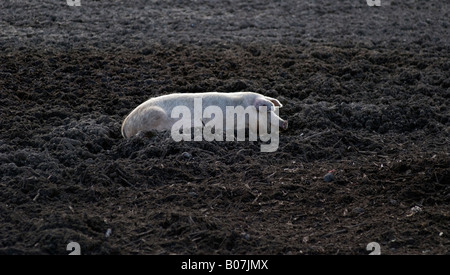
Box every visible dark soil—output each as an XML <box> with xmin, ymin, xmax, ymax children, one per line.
<box><xmin>0</xmin><ymin>0</ymin><xmax>449</xmax><ymax>255</ymax></box>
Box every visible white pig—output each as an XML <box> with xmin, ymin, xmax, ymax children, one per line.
<box><xmin>121</xmin><ymin>92</ymin><xmax>288</xmax><ymax>139</ymax></box>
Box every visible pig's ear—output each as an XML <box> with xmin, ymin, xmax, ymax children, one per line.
<box><xmin>254</xmin><ymin>99</ymin><xmax>274</xmax><ymax>112</ymax></box>
<box><xmin>264</xmin><ymin>96</ymin><xmax>283</xmax><ymax>108</ymax></box>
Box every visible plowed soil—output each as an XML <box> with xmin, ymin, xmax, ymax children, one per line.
<box><xmin>0</xmin><ymin>0</ymin><xmax>449</xmax><ymax>254</ymax></box>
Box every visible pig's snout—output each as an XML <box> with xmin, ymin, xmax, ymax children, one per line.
<box><xmin>280</xmin><ymin>120</ymin><xmax>288</xmax><ymax>130</ymax></box>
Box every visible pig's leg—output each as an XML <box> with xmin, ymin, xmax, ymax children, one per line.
<box><xmin>269</xmin><ymin>110</ymin><xmax>288</xmax><ymax>130</ymax></box>
<box><xmin>256</xmin><ymin>109</ymin><xmax>286</xmax><ymax>136</ymax></box>
<box><xmin>121</xmin><ymin>106</ymin><xmax>172</xmax><ymax>138</ymax></box>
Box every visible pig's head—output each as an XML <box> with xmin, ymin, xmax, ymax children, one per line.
<box><xmin>252</xmin><ymin>97</ymin><xmax>288</xmax><ymax>132</ymax></box>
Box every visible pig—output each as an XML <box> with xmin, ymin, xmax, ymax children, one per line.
<box><xmin>121</xmin><ymin>92</ymin><xmax>288</xmax><ymax>139</ymax></box>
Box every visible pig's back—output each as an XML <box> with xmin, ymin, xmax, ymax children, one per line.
<box><xmin>145</xmin><ymin>92</ymin><xmax>258</xmax><ymax>112</ymax></box>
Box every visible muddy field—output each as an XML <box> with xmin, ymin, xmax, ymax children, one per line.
<box><xmin>0</xmin><ymin>0</ymin><xmax>449</xmax><ymax>255</ymax></box>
